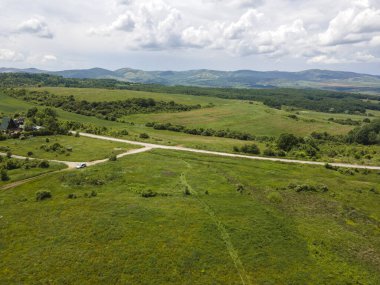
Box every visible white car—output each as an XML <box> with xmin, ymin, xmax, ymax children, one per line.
<box><xmin>76</xmin><ymin>163</ymin><xmax>87</xmax><ymax>169</ymax></box>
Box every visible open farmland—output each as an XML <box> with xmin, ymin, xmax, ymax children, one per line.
<box><xmin>0</xmin><ymin>150</ymin><xmax>379</xmax><ymax>284</ymax></box>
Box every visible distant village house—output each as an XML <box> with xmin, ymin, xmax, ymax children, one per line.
<box><xmin>0</xmin><ymin>117</ymin><xmax>24</xmax><ymax>133</ymax></box>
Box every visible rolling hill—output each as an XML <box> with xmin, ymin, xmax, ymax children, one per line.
<box><xmin>1</xmin><ymin>67</ymin><xmax>380</xmax><ymax>93</ymax></box>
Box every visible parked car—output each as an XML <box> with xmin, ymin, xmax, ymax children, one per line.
<box><xmin>76</xmin><ymin>163</ymin><xmax>87</xmax><ymax>169</ymax></box>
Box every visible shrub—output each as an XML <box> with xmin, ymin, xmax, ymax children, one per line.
<box><xmin>0</xmin><ymin>169</ymin><xmax>9</xmax><ymax>181</ymax></box>
<box><xmin>240</xmin><ymin>144</ymin><xmax>260</xmax><ymax>155</ymax></box>
<box><xmin>119</xmin><ymin>130</ymin><xmax>129</xmax><ymax>136</ymax></box>
<box><xmin>27</xmin><ymin>151</ymin><xmax>34</xmax><ymax>157</ymax></box>
<box><xmin>36</xmin><ymin>191</ymin><xmax>52</xmax><ymax>201</ymax></box>
<box><xmin>75</xmin><ymin>132</ymin><xmax>80</xmax><ymax>137</ymax></box>
<box><xmin>141</xmin><ymin>189</ymin><xmax>157</xmax><ymax>198</ymax></box>
<box><xmin>263</xmin><ymin>148</ymin><xmax>276</xmax><ymax>156</ymax></box>
<box><xmin>287</xmin><ymin>114</ymin><xmax>299</xmax><ymax>120</ymax></box>
<box><xmin>6</xmin><ymin>151</ymin><xmax>12</xmax><ymax>158</ymax></box>
<box><xmin>236</xmin><ymin>184</ymin><xmax>245</xmax><ymax>194</ymax></box>
<box><xmin>45</xmin><ymin>138</ymin><xmax>50</xmax><ymax>143</ymax></box>
<box><xmin>139</xmin><ymin>133</ymin><xmax>150</xmax><ymax>139</ymax></box>
<box><xmin>0</xmin><ymin>146</ymin><xmax>10</xmax><ymax>152</ymax></box>
<box><xmin>109</xmin><ymin>154</ymin><xmax>117</xmax><ymax>161</ymax></box>
<box><xmin>325</xmin><ymin>163</ymin><xmax>338</xmax><ymax>171</ymax></box>
<box><xmin>277</xmin><ymin>133</ymin><xmax>301</xmax><ymax>151</ymax></box>
<box><xmin>67</xmin><ymin>193</ymin><xmax>77</xmax><ymax>199</ymax></box>
<box><xmin>338</xmin><ymin>168</ymin><xmax>355</xmax><ymax>176</ymax></box>
<box><xmin>38</xmin><ymin>160</ymin><xmax>50</xmax><ymax>168</ymax></box>
<box><xmin>369</xmin><ymin>188</ymin><xmax>379</xmax><ymax>194</ymax></box>
<box><xmin>267</xmin><ymin>192</ymin><xmax>283</xmax><ymax>203</ymax></box>
<box><xmin>184</xmin><ymin>186</ymin><xmax>191</xmax><ymax>196</ymax></box>
<box><xmin>288</xmin><ymin>183</ymin><xmax>329</xmax><ymax>193</ymax></box>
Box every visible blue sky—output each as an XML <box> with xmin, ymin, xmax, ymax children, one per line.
<box><xmin>0</xmin><ymin>0</ymin><xmax>380</xmax><ymax>74</ymax></box>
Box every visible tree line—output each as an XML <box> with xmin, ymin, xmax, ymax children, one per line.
<box><xmin>145</xmin><ymin>122</ymin><xmax>274</xmax><ymax>142</ymax></box>
<box><xmin>5</xmin><ymin>89</ymin><xmax>202</xmax><ymax>121</ymax></box>
<box><xmin>1</xmin><ymin>73</ymin><xmax>379</xmax><ymax>114</ymax></box>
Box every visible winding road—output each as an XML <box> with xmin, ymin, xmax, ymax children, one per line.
<box><xmin>79</xmin><ymin>132</ymin><xmax>380</xmax><ymax>170</ymax></box>
<box><xmin>1</xmin><ymin>132</ymin><xmax>380</xmax><ymax>190</ymax></box>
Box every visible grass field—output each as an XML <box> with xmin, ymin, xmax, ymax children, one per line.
<box><xmin>0</xmin><ymin>135</ymin><xmax>138</xmax><ymax>162</ymax></box>
<box><xmin>1</xmin><ymin>90</ymin><xmax>380</xmax><ymax>165</ymax></box>
<box><xmin>28</xmin><ymin>87</ymin><xmax>373</xmax><ymax>136</ymax></box>
<box><xmin>0</xmin><ymin>161</ymin><xmax>65</xmax><ymax>187</ymax></box>
<box><xmin>0</xmin><ymin>150</ymin><xmax>379</xmax><ymax>284</ymax></box>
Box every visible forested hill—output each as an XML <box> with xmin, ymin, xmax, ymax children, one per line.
<box><xmin>1</xmin><ymin>73</ymin><xmax>380</xmax><ymax>114</ymax></box>
<box><xmin>1</xmin><ymin>67</ymin><xmax>380</xmax><ymax>93</ymax></box>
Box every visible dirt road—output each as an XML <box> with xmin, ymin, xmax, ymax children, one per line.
<box><xmin>78</xmin><ymin>132</ymin><xmax>380</xmax><ymax>170</ymax></box>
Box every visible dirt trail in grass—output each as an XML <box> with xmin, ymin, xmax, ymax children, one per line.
<box><xmin>0</xmin><ymin>169</ymin><xmax>67</xmax><ymax>190</ymax></box>
<box><xmin>180</xmin><ymin>170</ymin><xmax>251</xmax><ymax>285</ymax></box>
<box><xmin>79</xmin><ymin>132</ymin><xmax>380</xmax><ymax>170</ymax></box>
<box><xmin>0</xmin><ymin>147</ymin><xmax>152</xmax><ymax>190</ymax></box>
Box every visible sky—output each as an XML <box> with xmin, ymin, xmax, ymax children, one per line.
<box><xmin>0</xmin><ymin>0</ymin><xmax>380</xmax><ymax>74</ymax></box>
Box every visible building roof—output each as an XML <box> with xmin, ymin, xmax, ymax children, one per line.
<box><xmin>0</xmin><ymin>117</ymin><xmax>18</xmax><ymax>131</ymax></box>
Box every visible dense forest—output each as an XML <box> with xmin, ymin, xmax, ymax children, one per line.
<box><xmin>5</xmin><ymin>89</ymin><xmax>201</xmax><ymax>121</ymax></box>
<box><xmin>1</xmin><ymin>73</ymin><xmax>379</xmax><ymax>114</ymax></box>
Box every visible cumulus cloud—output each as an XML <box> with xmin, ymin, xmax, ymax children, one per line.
<box><xmin>319</xmin><ymin>1</ymin><xmax>380</xmax><ymax>46</ymax></box>
<box><xmin>27</xmin><ymin>54</ymin><xmax>58</xmax><ymax>65</ymax></box>
<box><xmin>0</xmin><ymin>49</ymin><xmax>24</xmax><ymax>61</ymax></box>
<box><xmin>1</xmin><ymin>0</ymin><xmax>379</xmax><ymax>70</ymax></box>
<box><xmin>204</xmin><ymin>0</ymin><xmax>264</xmax><ymax>8</ymax></box>
<box><xmin>308</xmin><ymin>51</ymin><xmax>380</xmax><ymax>64</ymax></box>
<box><xmin>90</xmin><ymin>0</ymin><xmax>183</xmax><ymax>49</ymax></box>
<box><xmin>17</xmin><ymin>17</ymin><xmax>53</xmax><ymax>39</ymax></box>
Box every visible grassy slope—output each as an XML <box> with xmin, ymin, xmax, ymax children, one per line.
<box><xmin>1</xmin><ymin>91</ymin><xmax>380</xmax><ymax>165</ymax></box>
<box><xmin>0</xmin><ymin>162</ymin><xmax>65</xmax><ymax>187</ymax></box>
<box><xmin>29</xmin><ymin>87</ymin><xmax>367</xmax><ymax>136</ymax></box>
<box><xmin>0</xmin><ymin>135</ymin><xmax>138</xmax><ymax>162</ymax></box>
<box><xmin>0</xmin><ymin>150</ymin><xmax>379</xmax><ymax>284</ymax></box>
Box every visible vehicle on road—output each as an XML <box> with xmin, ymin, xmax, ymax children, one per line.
<box><xmin>76</xmin><ymin>163</ymin><xmax>87</xmax><ymax>169</ymax></box>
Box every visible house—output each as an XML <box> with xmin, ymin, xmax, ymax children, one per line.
<box><xmin>0</xmin><ymin>117</ymin><xmax>19</xmax><ymax>132</ymax></box>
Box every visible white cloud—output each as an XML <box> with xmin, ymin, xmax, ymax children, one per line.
<box><xmin>308</xmin><ymin>51</ymin><xmax>380</xmax><ymax>64</ymax></box>
<box><xmin>0</xmin><ymin>49</ymin><xmax>24</xmax><ymax>61</ymax></box>
<box><xmin>319</xmin><ymin>1</ymin><xmax>380</xmax><ymax>46</ymax></box>
<box><xmin>27</xmin><ymin>54</ymin><xmax>58</xmax><ymax>65</ymax></box>
<box><xmin>89</xmin><ymin>13</ymin><xmax>135</xmax><ymax>35</ymax></box>
<box><xmin>90</xmin><ymin>0</ymin><xmax>183</xmax><ymax>49</ymax></box>
<box><xmin>41</xmin><ymin>54</ymin><xmax>57</xmax><ymax>63</ymax></box>
<box><xmin>17</xmin><ymin>17</ymin><xmax>53</xmax><ymax>39</ymax></box>
<box><xmin>203</xmin><ymin>0</ymin><xmax>264</xmax><ymax>9</ymax></box>
<box><xmin>223</xmin><ymin>9</ymin><xmax>264</xmax><ymax>40</ymax></box>
<box><xmin>0</xmin><ymin>0</ymin><xmax>379</xmax><ymax>72</ymax></box>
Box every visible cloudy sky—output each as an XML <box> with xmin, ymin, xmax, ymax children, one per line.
<box><xmin>1</xmin><ymin>0</ymin><xmax>380</xmax><ymax>74</ymax></box>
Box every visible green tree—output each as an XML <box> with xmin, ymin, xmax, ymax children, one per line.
<box><xmin>277</xmin><ymin>133</ymin><xmax>300</xmax><ymax>151</ymax></box>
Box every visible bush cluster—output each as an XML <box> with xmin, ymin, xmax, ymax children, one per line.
<box><xmin>0</xmin><ymin>156</ymin><xmax>50</xmax><ymax>181</ymax></box>
<box><xmin>36</xmin><ymin>191</ymin><xmax>52</xmax><ymax>201</ymax></box>
<box><xmin>288</xmin><ymin>183</ymin><xmax>329</xmax><ymax>193</ymax></box>
<box><xmin>7</xmin><ymin>89</ymin><xmax>201</xmax><ymax>121</ymax></box>
<box><xmin>146</xmin><ymin>122</ymin><xmax>274</xmax><ymax>142</ymax></box>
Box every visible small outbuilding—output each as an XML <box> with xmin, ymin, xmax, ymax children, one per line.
<box><xmin>0</xmin><ymin>117</ymin><xmax>19</xmax><ymax>132</ymax></box>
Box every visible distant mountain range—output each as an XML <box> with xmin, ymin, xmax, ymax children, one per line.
<box><xmin>1</xmin><ymin>67</ymin><xmax>380</xmax><ymax>93</ymax></box>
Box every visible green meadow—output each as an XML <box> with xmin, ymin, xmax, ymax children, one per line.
<box><xmin>30</xmin><ymin>87</ymin><xmax>364</xmax><ymax>136</ymax></box>
<box><xmin>1</xmin><ymin>88</ymin><xmax>380</xmax><ymax>165</ymax></box>
<box><xmin>0</xmin><ymin>135</ymin><xmax>138</xmax><ymax>162</ymax></box>
<box><xmin>0</xmin><ymin>161</ymin><xmax>65</xmax><ymax>188</ymax></box>
<box><xmin>0</xmin><ymin>150</ymin><xmax>379</xmax><ymax>284</ymax></box>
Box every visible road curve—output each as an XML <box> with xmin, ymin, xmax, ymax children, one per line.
<box><xmin>0</xmin><ymin>147</ymin><xmax>152</xmax><ymax>170</ymax></box>
<box><xmin>79</xmin><ymin>132</ymin><xmax>380</xmax><ymax>170</ymax></box>
<box><xmin>0</xmin><ymin>147</ymin><xmax>153</xmax><ymax>191</ymax></box>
